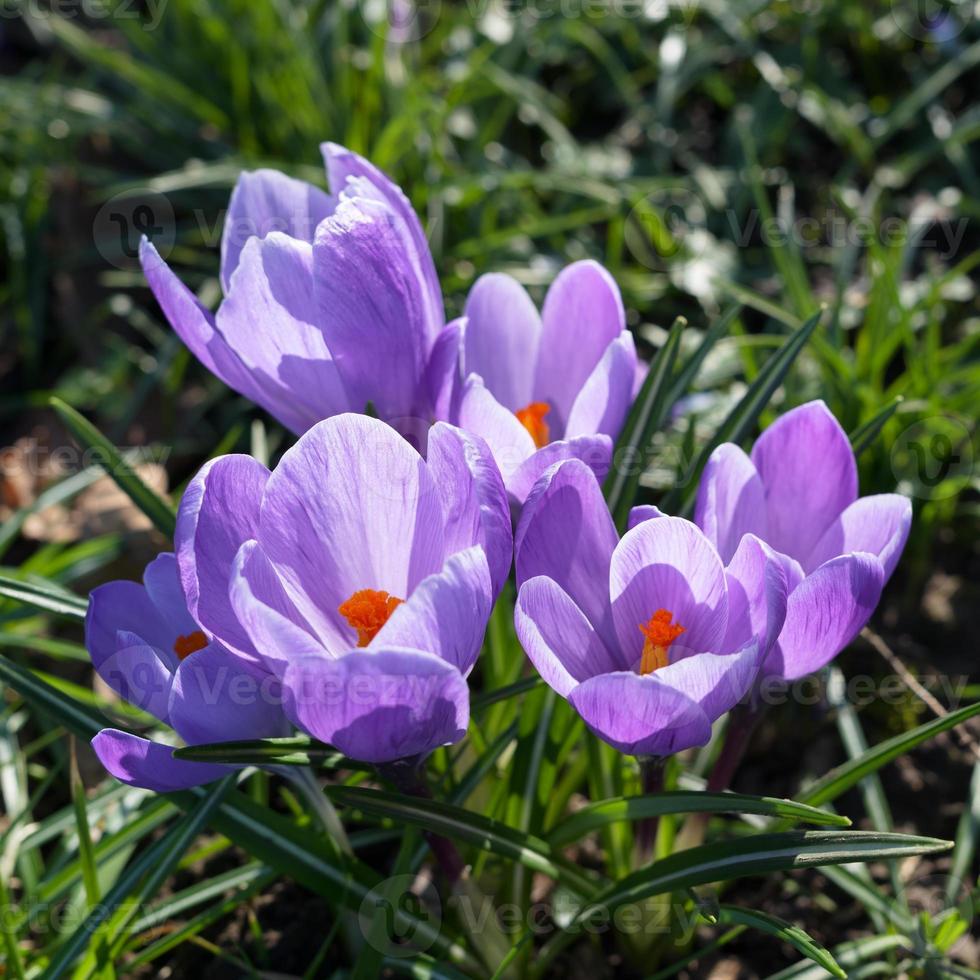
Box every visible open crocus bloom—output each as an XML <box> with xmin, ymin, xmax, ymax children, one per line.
<box><xmin>694</xmin><ymin>400</ymin><xmax>912</xmax><ymax>682</ymax></box>
<box><xmin>178</xmin><ymin>413</ymin><xmax>510</xmax><ymax>764</ymax></box>
<box><xmin>433</xmin><ymin>261</ymin><xmax>639</xmax><ymax>504</ymax></box>
<box><xmin>140</xmin><ymin>142</ymin><xmax>445</xmax><ymax>435</ymax></box>
<box><xmin>87</xmin><ymin>553</ymin><xmax>287</xmax><ymax>793</ymax></box>
<box><xmin>513</xmin><ymin>460</ymin><xmax>788</xmax><ymax>756</ymax></box>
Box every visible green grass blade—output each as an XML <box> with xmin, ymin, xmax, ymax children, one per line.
<box><xmin>666</xmin><ymin>304</ymin><xmax>741</xmax><ymax>408</ymax></box>
<box><xmin>849</xmin><ymin>397</ymin><xmax>903</xmax><ymax>457</ymax></box>
<box><xmin>0</xmin><ymin>574</ymin><xmax>88</xmax><ymax>619</ymax></box>
<box><xmin>173</xmin><ymin>736</ymin><xmax>370</xmax><ymax>771</ymax></box>
<box><xmin>716</xmin><ymin>905</ymin><xmax>845</xmax><ymax>979</ymax></box>
<box><xmin>50</xmin><ymin>396</ymin><xmax>176</xmax><ymax>538</ymax></box>
<box><xmin>546</xmin><ymin>791</ymin><xmax>850</xmax><ymax>848</ymax></box>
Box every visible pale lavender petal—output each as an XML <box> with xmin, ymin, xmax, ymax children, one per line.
<box><xmin>322</xmin><ymin>142</ymin><xmax>443</xmax><ymax>339</ymax></box>
<box><xmin>723</xmin><ymin>534</ymin><xmax>789</xmax><ymax>656</ymax></box>
<box><xmin>515</xmin><ymin>458</ymin><xmax>618</xmax><ymax>638</ymax></box>
<box><xmin>141</xmin><ymin>554</ymin><xmax>198</xmax><ymax>639</ymax></box>
<box><xmin>86</xmin><ymin>580</ymin><xmax>171</xmax><ymax>670</ymax></box>
<box><xmin>564</xmin><ymin>332</ymin><xmax>638</xmax><ymax>441</ymax></box>
<box><xmin>92</xmin><ymin>729</ymin><xmax>230</xmax><ymax>792</ymax></box>
<box><xmin>515</xmin><ymin>577</ymin><xmax>624</xmax><ymax>697</ymax></box>
<box><xmin>655</xmin><ymin>643</ymin><xmax>759</xmax><ymax>723</ymax></box>
<box><xmin>96</xmin><ymin>640</ymin><xmax>174</xmax><ymax>722</ymax></box>
<box><xmin>694</xmin><ymin>443</ymin><xmax>768</xmax><ymax>564</ymax></box>
<box><xmin>427</xmin><ymin>319</ymin><xmax>463</xmax><ymax>423</ymax></box>
<box><xmin>425</xmin><ymin>423</ymin><xmax>512</xmax><ymax>597</ymax></box>
<box><xmin>507</xmin><ymin>435</ymin><xmax>613</xmax><ymax>506</ymax></box>
<box><xmin>176</xmin><ymin>454</ymin><xmax>269</xmax><ymax>661</ymax></box>
<box><xmin>462</xmin><ymin>273</ymin><xmax>541</xmax><ymax>412</ymax></box>
<box><xmin>229</xmin><ymin>540</ymin><xmax>332</xmax><ymax>673</ymax></box>
<box><xmin>313</xmin><ymin>197</ymin><xmax>431</xmax><ymax>421</ymax></box>
<box><xmin>568</xmin><ymin>673</ymin><xmax>712</xmax><ymax>757</ymax></box>
<box><xmin>220</xmin><ymin>169</ymin><xmax>335</xmax><ymax>292</ymax></box>
<box><xmin>805</xmin><ymin>494</ymin><xmax>912</xmax><ymax>580</ymax></box>
<box><xmin>628</xmin><ymin>505</ymin><xmax>665</xmax><ymax>530</ymax></box>
<box><xmin>217</xmin><ymin>234</ymin><xmax>349</xmax><ymax>427</ymax></box>
<box><xmin>375</xmin><ymin>548</ymin><xmax>492</xmax><ymax>676</ymax></box>
<box><xmin>751</xmin><ymin>400</ymin><xmax>858</xmax><ymax>563</ymax></box>
<box><xmin>764</xmin><ymin>553</ymin><xmax>885</xmax><ymax>681</ymax></box>
<box><xmin>168</xmin><ymin>643</ymin><xmax>288</xmax><ymax>746</ymax></box>
<box><xmin>534</xmin><ymin>260</ymin><xmax>626</xmax><ymax>431</ymax></box>
<box><xmin>258</xmin><ymin>415</ymin><xmax>445</xmax><ymax>645</ymax></box>
<box><xmin>283</xmin><ymin>647</ymin><xmax>468</xmax><ymax>764</ymax></box>
<box><xmin>610</xmin><ymin>516</ymin><xmax>728</xmax><ymax>664</ymax></box>
<box><xmin>456</xmin><ymin>373</ymin><xmax>535</xmax><ymax>482</ymax></box>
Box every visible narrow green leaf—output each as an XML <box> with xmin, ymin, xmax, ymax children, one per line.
<box><xmin>666</xmin><ymin>304</ymin><xmax>741</xmax><ymax>407</ymax></box>
<box><xmin>50</xmin><ymin>396</ymin><xmax>176</xmax><ymax>538</ymax></box>
<box><xmin>660</xmin><ymin>310</ymin><xmax>822</xmax><ymax>517</ymax></box>
<box><xmin>604</xmin><ymin>317</ymin><xmax>685</xmax><ymax>530</ymax></box>
<box><xmin>0</xmin><ymin>574</ymin><xmax>88</xmax><ymax>619</ymax></box>
<box><xmin>848</xmin><ymin>397</ymin><xmax>902</xmax><ymax>456</ymax></box>
<box><xmin>764</xmin><ymin>934</ymin><xmax>911</xmax><ymax>980</ymax></box>
<box><xmin>546</xmin><ymin>791</ymin><xmax>850</xmax><ymax>848</ymax></box>
<box><xmin>799</xmin><ymin>700</ymin><xmax>980</xmax><ymax>808</ymax></box>
<box><xmin>716</xmin><ymin>905</ymin><xmax>845</xmax><ymax>978</ymax></box>
<box><xmin>173</xmin><ymin>735</ymin><xmax>371</xmax><ymax>771</ymax></box>
<box><xmin>70</xmin><ymin>739</ymin><xmax>102</xmax><ymax>910</ymax></box>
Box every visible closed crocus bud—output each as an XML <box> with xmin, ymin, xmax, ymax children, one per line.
<box><xmin>436</xmin><ymin>262</ymin><xmax>640</xmax><ymax>506</ymax></box>
<box><xmin>513</xmin><ymin>460</ymin><xmax>788</xmax><ymax>758</ymax></box>
<box><xmin>694</xmin><ymin>400</ymin><xmax>912</xmax><ymax>682</ymax></box>
<box><xmin>140</xmin><ymin>143</ymin><xmax>446</xmax><ymax>437</ymax></box>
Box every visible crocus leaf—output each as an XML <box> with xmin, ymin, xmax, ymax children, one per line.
<box><xmin>798</xmin><ymin>700</ymin><xmax>980</xmax><ymax>808</ymax></box>
<box><xmin>666</xmin><ymin>303</ymin><xmax>741</xmax><ymax>409</ymax></box>
<box><xmin>604</xmin><ymin>316</ymin><xmax>684</xmax><ymax>531</ymax></box>
<box><xmin>50</xmin><ymin>396</ymin><xmax>177</xmax><ymax>539</ymax></box>
<box><xmin>0</xmin><ymin>574</ymin><xmax>88</xmax><ymax>620</ymax></box>
<box><xmin>171</xmin><ymin>736</ymin><xmax>373</xmax><ymax>770</ymax></box>
<box><xmin>716</xmin><ymin>905</ymin><xmax>845</xmax><ymax>978</ymax></box>
<box><xmin>848</xmin><ymin>396</ymin><xmax>903</xmax><ymax>456</ymax></box>
<box><xmin>545</xmin><ymin>791</ymin><xmax>850</xmax><ymax>848</ymax></box>
<box><xmin>763</xmin><ymin>934</ymin><xmax>912</xmax><ymax>980</ymax></box>
<box><xmin>660</xmin><ymin>308</ymin><xmax>822</xmax><ymax>517</ymax></box>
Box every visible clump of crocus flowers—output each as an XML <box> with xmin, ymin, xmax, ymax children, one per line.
<box><xmin>87</xmin><ymin>142</ymin><xmax>910</xmax><ymax>799</ymax></box>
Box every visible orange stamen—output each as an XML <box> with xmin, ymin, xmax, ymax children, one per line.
<box><xmin>515</xmin><ymin>402</ymin><xmax>551</xmax><ymax>449</ymax></box>
<box><xmin>173</xmin><ymin>630</ymin><xmax>208</xmax><ymax>660</ymax></box>
<box><xmin>339</xmin><ymin>589</ymin><xmax>404</xmax><ymax>647</ymax></box>
<box><xmin>638</xmin><ymin>609</ymin><xmax>685</xmax><ymax>675</ymax></box>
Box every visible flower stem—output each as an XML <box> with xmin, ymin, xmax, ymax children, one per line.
<box><xmin>635</xmin><ymin>756</ymin><xmax>665</xmax><ymax>862</ymax></box>
<box><xmin>283</xmin><ymin>766</ymin><xmax>354</xmax><ymax>859</ymax></box>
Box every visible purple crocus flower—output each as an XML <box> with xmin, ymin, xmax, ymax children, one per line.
<box><xmin>433</xmin><ymin>262</ymin><xmax>639</xmax><ymax>504</ymax></box>
<box><xmin>139</xmin><ymin>143</ymin><xmax>444</xmax><ymax>435</ymax></box>
<box><xmin>180</xmin><ymin>413</ymin><xmax>510</xmax><ymax>764</ymax></box>
<box><xmin>513</xmin><ymin>460</ymin><xmax>788</xmax><ymax>756</ymax></box>
<box><xmin>694</xmin><ymin>400</ymin><xmax>912</xmax><ymax>682</ymax></box>
<box><xmin>87</xmin><ymin>553</ymin><xmax>287</xmax><ymax>792</ymax></box>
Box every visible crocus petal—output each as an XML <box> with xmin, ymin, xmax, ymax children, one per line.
<box><xmin>217</xmin><ymin>234</ymin><xmax>349</xmax><ymax>428</ymax></box>
<box><xmin>515</xmin><ymin>577</ymin><xmax>624</xmax><ymax>697</ymax></box>
<box><xmin>515</xmin><ymin>458</ymin><xmax>618</xmax><ymax>637</ymax></box>
<box><xmin>628</xmin><ymin>505</ymin><xmax>665</xmax><ymax>530</ymax></box>
<box><xmin>168</xmin><ymin>643</ymin><xmax>288</xmax><ymax>746</ymax></box>
<box><xmin>456</xmin><ymin>373</ymin><xmax>536</xmax><ymax>481</ymax></box>
<box><xmin>375</xmin><ymin>548</ymin><xmax>492</xmax><ymax>676</ymax></box>
<box><xmin>86</xmin><ymin>580</ymin><xmax>171</xmax><ymax>670</ymax></box>
<box><xmin>283</xmin><ymin>647</ymin><xmax>469</xmax><ymax>764</ymax></box>
<box><xmin>322</xmin><ymin>142</ymin><xmax>443</xmax><ymax>339</ymax></box>
<box><xmin>427</xmin><ymin>319</ymin><xmax>463</xmax><ymax>423</ymax></box>
<box><xmin>258</xmin><ymin>415</ymin><xmax>446</xmax><ymax>647</ymax></box>
<box><xmin>461</xmin><ymin>273</ymin><xmax>542</xmax><ymax>412</ymax></box>
<box><xmin>425</xmin><ymin>423</ymin><xmax>512</xmax><ymax>597</ymax></box>
<box><xmin>694</xmin><ymin>443</ymin><xmax>768</xmax><ymax>564</ymax></box>
<box><xmin>176</xmin><ymin>454</ymin><xmax>270</xmax><ymax>661</ymax></box>
<box><xmin>568</xmin><ymin>673</ymin><xmax>712</xmax><ymax>757</ymax></box>
<box><xmin>313</xmin><ymin>197</ymin><xmax>431</xmax><ymax>421</ymax></box>
<box><xmin>140</xmin><ymin>240</ymin><xmax>315</xmax><ymax>435</ymax></box>
<box><xmin>564</xmin><ymin>332</ymin><xmax>638</xmax><ymax>441</ymax></box>
<box><xmin>610</xmin><ymin>516</ymin><xmax>728</xmax><ymax>664</ymax></box>
<box><xmin>92</xmin><ymin>729</ymin><xmax>229</xmax><ymax>792</ymax></box>
<box><xmin>534</xmin><ymin>260</ymin><xmax>626</xmax><ymax>432</ymax></box>
<box><xmin>723</xmin><ymin>534</ymin><xmax>789</xmax><ymax>656</ymax></box>
<box><xmin>95</xmin><ymin>641</ymin><xmax>174</xmax><ymax>722</ymax></box>
<box><xmin>656</xmin><ymin>643</ymin><xmax>759</xmax><ymax>723</ymax></box>
<box><xmin>751</xmin><ymin>400</ymin><xmax>858</xmax><ymax>563</ymax></box>
<box><xmin>805</xmin><ymin>494</ymin><xmax>912</xmax><ymax>580</ymax></box>
<box><xmin>229</xmin><ymin>540</ymin><xmax>331</xmax><ymax>673</ymax></box>
<box><xmin>764</xmin><ymin>553</ymin><xmax>885</xmax><ymax>681</ymax></box>
<box><xmin>507</xmin><ymin>435</ymin><xmax>613</xmax><ymax>506</ymax></box>
<box><xmin>142</xmin><ymin>554</ymin><xmax>199</xmax><ymax>640</ymax></box>
<box><xmin>220</xmin><ymin>169</ymin><xmax>335</xmax><ymax>292</ymax></box>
